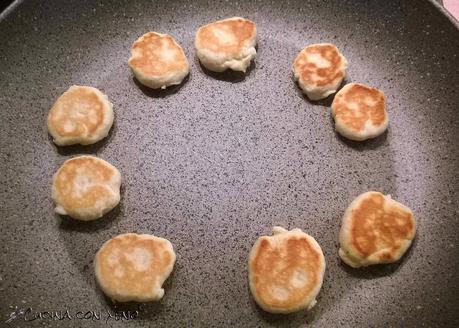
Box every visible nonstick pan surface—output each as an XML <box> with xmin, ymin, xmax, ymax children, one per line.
<box><xmin>0</xmin><ymin>0</ymin><xmax>458</xmax><ymax>327</ymax></box>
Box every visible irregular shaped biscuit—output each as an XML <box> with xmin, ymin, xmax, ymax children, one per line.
<box><xmin>52</xmin><ymin>156</ymin><xmax>121</xmax><ymax>221</ymax></box>
<box><xmin>129</xmin><ymin>32</ymin><xmax>189</xmax><ymax>89</ymax></box>
<box><xmin>95</xmin><ymin>233</ymin><xmax>176</xmax><ymax>302</ymax></box>
<box><xmin>249</xmin><ymin>227</ymin><xmax>326</xmax><ymax>313</ymax></box>
<box><xmin>195</xmin><ymin>17</ymin><xmax>257</xmax><ymax>73</ymax></box>
<box><xmin>331</xmin><ymin>83</ymin><xmax>388</xmax><ymax>141</ymax></box>
<box><xmin>47</xmin><ymin>85</ymin><xmax>114</xmax><ymax>146</ymax></box>
<box><xmin>293</xmin><ymin>43</ymin><xmax>348</xmax><ymax>100</ymax></box>
<box><xmin>339</xmin><ymin>191</ymin><xmax>416</xmax><ymax>268</ymax></box>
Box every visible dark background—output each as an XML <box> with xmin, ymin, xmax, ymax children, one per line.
<box><xmin>0</xmin><ymin>0</ymin><xmax>14</xmax><ymax>13</ymax></box>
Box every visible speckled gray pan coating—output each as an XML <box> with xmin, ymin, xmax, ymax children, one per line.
<box><xmin>0</xmin><ymin>0</ymin><xmax>458</xmax><ymax>327</ymax></box>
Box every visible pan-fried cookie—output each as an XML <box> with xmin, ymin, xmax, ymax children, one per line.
<box><xmin>52</xmin><ymin>155</ymin><xmax>121</xmax><ymax>221</ymax></box>
<box><xmin>47</xmin><ymin>85</ymin><xmax>114</xmax><ymax>146</ymax></box>
<box><xmin>339</xmin><ymin>191</ymin><xmax>416</xmax><ymax>268</ymax></box>
<box><xmin>249</xmin><ymin>227</ymin><xmax>326</xmax><ymax>313</ymax></box>
<box><xmin>129</xmin><ymin>32</ymin><xmax>189</xmax><ymax>89</ymax></box>
<box><xmin>293</xmin><ymin>43</ymin><xmax>348</xmax><ymax>100</ymax></box>
<box><xmin>331</xmin><ymin>83</ymin><xmax>388</xmax><ymax>141</ymax></box>
<box><xmin>95</xmin><ymin>233</ymin><xmax>176</xmax><ymax>302</ymax></box>
<box><xmin>195</xmin><ymin>17</ymin><xmax>257</xmax><ymax>73</ymax></box>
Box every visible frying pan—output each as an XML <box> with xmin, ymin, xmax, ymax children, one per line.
<box><xmin>1</xmin><ymin>0</ymin><xmax>458</xmax><ymax>327</ymax></box>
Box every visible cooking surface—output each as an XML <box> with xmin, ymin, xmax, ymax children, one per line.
<box><xmin>1</xmin><ymin>0</ymin><xmax>458</xmax><ymax>327</ymax></box>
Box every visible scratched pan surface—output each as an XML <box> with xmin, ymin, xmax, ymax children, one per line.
<box><xmin>0</xmin><ymin>0</ymin><xmax>458</xmax><ymax>327</ymax></box>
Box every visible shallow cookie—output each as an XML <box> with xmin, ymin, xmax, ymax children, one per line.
<box><xmin>95</xmin><ymin>233</ymin><xmax>176</xmax><ymax>302</ymax></box>
<box><xmin>128</xmin><ymin>32</ymin><xmax>189</xmax><ymax>89</ymax></box>
<box><xmin>195</xmin><ymin>17</ymin><xmax>257</xmax><ymax>73</ymax></box>
<box><xmin>47</xmin><ymin>85</ymin><xmax>114</xmax><ymax>146</ymax></box>
<box><xmin>52</xmin><ymin>155</ymin><xmax>121</xmax><ymax>221</ymax></box>
<box><xmin>331</xmin><ymin>83</ymin><xmax>388</xmax><ymax>141</ymax></box>
<box><xmin>293</xmin><ymin>43</ymin><xmax>348</xmax><ymax>100</ymax></box>
<box><xmin>248</xmin><ymin>227</ymin><xmax>326</xmax><ymax>314</ymax></box>
<box><xmin>339</xmin><ymin>191</ymin><xmax>416</xmax><ymax>268</ymax></box>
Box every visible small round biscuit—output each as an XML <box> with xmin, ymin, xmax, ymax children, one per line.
<box><xmin>95</xmin><ymin>233</ymin><xmax>176</xmax><ymax>302</ymax></box>
<box><xmin>293</xmin><ymin>43</ymin><xmax>348</xmax><ymax>100</ymax></box>
<box><xmin>47</xmin><ymin>85</ymin><xmax>114</xmax><ymax>146</ymax></box>
<box><xmin>339</xmin><ymin>192</ymin><xmax>416</xmax><ymax>268</ymax></box>
<box><xmin>128</xmin><ymin>32</ymin><xmax>189</xmax><ymax>89</ymax></box>
<box><xmin>52</xmin><ymin>155</ymin><xmax>121</xmax><ymax>221</ymax></box>
<box><xmin>195</xmin><ymin>17</ymin><xmax>257</xmax><ymax>73</ymax></box>
<box><xmin>331</xmin><ymin>83</ymin><xmax>388</xmax><ymax>141</ymax></box>
<box><xmin>248</xmin><ymin>227</ymin><xmax>326</xmax><ymax>314</ymax></box>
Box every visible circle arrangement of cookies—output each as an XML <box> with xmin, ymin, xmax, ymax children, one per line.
<box><xmin>46</xmin><ymin>16</ymin><xmax>416</xmax><ymax>316</ymax></box>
